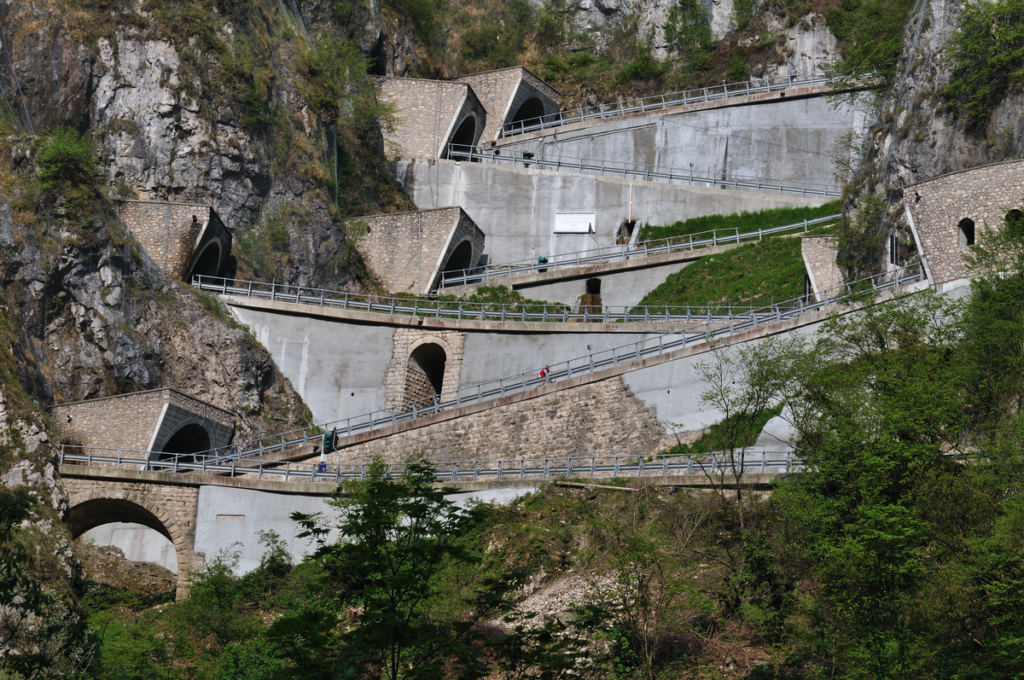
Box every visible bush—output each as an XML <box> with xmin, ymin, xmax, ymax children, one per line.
<box><xmin>36</xmin><ymin>127</ymin><xmax>96</xmax><ymax>192</ymax></box>
<box><xmin>664</xmin><ymin>0</ymin><xmax>713</xmax><ymax>69</ymax></box>
<box><xmin>943</xmin><ymin>0</ymin><xmax>1024</xmax><ymax>132</ymax></box>
<box><xmin>615</xmin><ymin>45</ymin><xmax>668</xmax><ymax>85</ymax></box>
<box><xmin>726</xmin><ymin>54</ymin><xmax>748</xmax><ymax>82</ymax></box>
<box><xmin>825</xmin><ymin>0</ymin><xmax>916</xmax><ymax>90</ymax></box>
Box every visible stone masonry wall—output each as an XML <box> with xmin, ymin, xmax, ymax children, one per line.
<box><xmin>51</xmin><ymin>388</ymin><xmax>235</xmax><ymax>456</ymax></box>
<box><xmin>906</xmin><ymin>160</ymin><xmax>1024</xmax><ymax>284</ymax></box>
<box><xmin>63</xmin><ymin>476</ymin><xmax>200</xmax><ymax>597</ymax></box>
<box><xmin>350</xmin><ymin>207</ymin><xmax>484</xmax><ymax>294</ymax></box>
<box><xmin>118</xmin><ymin>201</ymin><xmax>211</xmax><ymax>278</ymax></box>
<box><xmin>455</xmin><ymin>67</ymin><xmax>561</xmax><ymax>143</ymax></box>
<box><xmin>325</xmin><ymin>375</ymin><xmax>664</xmax><ymax>465</ymax></box>
<box><xmin>383</xmin><ymin>329</ymin><xmax>466</xmax><ymax>409</ymax></box>
<box><xmin>801</xmin><ymin>235</ymin><xmax>843</xmax><ymax>301</ymax></box>
<box><xmin>376</xmin><ymin>78</ymin><xmax>484</xmax><ymax>159</ymax></box>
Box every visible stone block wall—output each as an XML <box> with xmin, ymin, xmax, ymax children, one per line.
<box><xmin>801</xmin><ymin>235</ymin><xmax>843</xmax><ymax>301</ymax></box>
<box><xmin>906</xmin><ymin>160</ymin><xmax>1024</xmax><ymax>284</ymax></box>
<box><xmin>51</xmin><ymin>389</ymin><xmax>235</xmax><ymax>457</ymax></box>
<box><xmin>325</xmin><ymin>374</ymin><xmax>664</xmax><ymax>465</ymax></box>
<box><xmin>349</xmin><ymin>207</ymin><xmax>485</xmax><ymax>294</ymax></box>
<box><xmin>383</xmin><ymin>329</ymin><xmax>466</xmax><ymax>409</ymax></box>
<box><xmin>63</xmin><ymin>476</ymin><xmax>200</xmax><ymax>598</ymax></box>
<box><xmin>454</xmin><ymin>67</ymin><xmax>561</xmax><ymax>143</ymax></box>
<box><xmin>118</xmin><ymin>201</ymin><xmax>211</xmax><ymax>279</ymax></box>
<box><xmin>376</xmin><ymin>78</ymin><xmax>486</xmax><ymax>158</ymax></box>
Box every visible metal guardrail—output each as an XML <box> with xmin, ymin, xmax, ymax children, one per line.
<box><xmin>195</xmin><ymin>261</ymin><xmax>843</xmax><ymax>325</ymax></box>
<box><xmin>440</xmin><ymin>214</ymin><xmax>842</xmax><ymax>287</ymax></box>
<box><xmin>500</xmin><ymin>73</ymin><xmax>837</xmax><ymax>137</ymax></box>
<box><xmin>58</xmin><ymin>446</ymin><xmax>801</xmax><ymax>483</ymax></box>
<box><xmin>446</xmin><ymin>144</ymin><xmax>844</xmax><ymax>198</ymax></box>
<box><xmin>192</xmin><ymin>264</ymin><xmax>924</xmax><ymax>463</ymax></box>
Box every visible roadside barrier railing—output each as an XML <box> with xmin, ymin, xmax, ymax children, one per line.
<box><xmin>439</xmin><ymin>214</ymin><xmax>841</xmax><ymax>287</ymax></box>
<box><xmin>195</xmin><ymin>266</ymin><xmax>840</xmax><ymax>326</ymax></box>
<box><xmin>58</xmin><ymin>446</ymin><xmax>802</xmax><ymax>483</ymax></box>
<box><xmin>445</xmin><ymin>144</ymin><xmax>844</xmax><ymax>198</ymax></box>
<box><xmin>500</xmin><ymin>72</ymin><xmax>839</xmax><ymax>137</ymax></box>
<box><xmin>191</xmin><ymin>264</ymin><xmax>924</xmax><ymax>463</ymax></box>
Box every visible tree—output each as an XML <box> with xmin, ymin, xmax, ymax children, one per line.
<box><xmin>269</xmin><ymin>457</ymin><xmax>545</xmax><ymax>680</ymax></box>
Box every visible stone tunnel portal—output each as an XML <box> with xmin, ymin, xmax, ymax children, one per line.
<box><xmin>511</xmin><ymin>96</ymin><xmax>545</xmax><ymax>125</ymax></box>
<box><xmin>161</xmin><ymin>424</ymin><xmax>212</xmax><ymax>460</ymax></box>
<box><xmin>446</xmin><ymin>117</ymin><xmax>477</xmax><ymax>161</ymax></box>
<box><xmin>188</xmin><ymin>241</ymin><xmax>222</xmax><ymax>280</ymax></box>
<box><xmin>404</xmin><ymin>343</ymin><xmax>447</xmax><ymax>408</ymax></box>
<box><xmin>442</xmin><ymin>240</ymin><xmax>475</xmax><ymax>275</ymax></box>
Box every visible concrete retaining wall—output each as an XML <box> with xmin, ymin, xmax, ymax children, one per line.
<box><xmin>493</xmin><ymin>92</ymin><xmax>868</xmax><ymax>185</ymax></box>
<box><xmin>397</xmin><ymin>159</ymin><xmax>825</xmax><ymax>265</ymax></box>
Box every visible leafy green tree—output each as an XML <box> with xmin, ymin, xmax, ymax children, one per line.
<box><xmin>269</xmin><ymin>457</ymin><xmax>540</xmax><ymax>680</ymax></box>
<box><xmin>944</xmin><ymin>0</ymin><xmax>1024</xmax><ymax>132</ymax></box>
<box><xmin>825</xmin><ymin>0</ymin><xmax>917</xmax><ymax>92</ymax></box>
<box><xmin>35</xmin><ymin>126</ymin><xmax>96</xmax><ymax>192</ymax></box>
<box><xmin>663</xmin><ymin>0</ymin><xmax>713</xmax><ymax>71</ymax></box>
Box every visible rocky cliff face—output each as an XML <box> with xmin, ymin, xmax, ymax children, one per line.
<box><xmin>868</xmin><ymin>0</ymin><xmax>1024</xmax><ymax>190</ymax></box>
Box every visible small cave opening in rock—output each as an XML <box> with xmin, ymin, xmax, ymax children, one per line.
<box><xmin>368</xmin><ymin>34</ymin><xmax>387</xmax><ymax>76</ymax></box>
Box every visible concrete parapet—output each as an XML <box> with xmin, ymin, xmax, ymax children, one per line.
<box><xmin>397</xmin><ymin>159</ymin><xmax>826</xmax><ymax>265</ymax></box>
<box><xmin>349</xmin><ymin>207</ymin><xmax>485</xmax><ymax>294</ymax></box>
<box><xmin>905</xmin><ymin>160</ymin><xmax>1024</xmax><ymax>285</ymax></box>
<box><xmin>117</xmin><ymin>201</ymin><xmax>231</xmax><ymax>280</ymax></box>
<box><xmin>51</xmin><ymin>388</ymin><xmax>235</xmax><ymax>458</ymax></box>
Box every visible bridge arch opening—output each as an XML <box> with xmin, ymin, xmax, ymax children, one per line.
<box><xmin>446</xmin><ymin>117</ymin><xmax>477</xmax><ymax>161</ymax></box>
<box><xmin>188</xmin><ymin>241</ymin><xmax>222</xmax><ymax>281</ymax></box>
<box><xmin>511</xmin><ymin>97</ymin><xmax>545</xmax><ymax>125</ymax></box>
<box><xmin>442</xmin><ymin>240</ymin><xmax>475</xmax><ymax>275</ymax></box>
<box><xmin>404</xmin><ymin>343</ymin><xmax>447</xmax><ymax>407</ymax></box>
<box><xmin>69</xmin><ymin>499</ymin><xmax>179</xmax><ymax>574</ymax></box>
<box><xmin>958</xmin><ymin>218</ymin><xmax>976</xmax><ymax>248</ymax></box>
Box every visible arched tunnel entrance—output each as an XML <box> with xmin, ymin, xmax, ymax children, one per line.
<box><xmin>188</xmin><ymin>241</ymin><xmax>222</xmax><ymax>281</ymax></box>
<box><xmin>404</xmin><ymin>343</ymin><xmax>447</xmax><ymax>408</ymax></box>
<box><xmin>511</xmin><ymin>97</ymin><xmax>545</xmax><ymax>126</ymax></box>
<box><xmin>442</xmin><ymin>240</ymin><xmax>475</xmax><ymax>276</ymax></box>
<box><xmin>159</xmin><ymin>424</ymin><xmax>212</xmax><ymax>464</ymax></box>
<box><xmin>446</xmin><ymin>117</ymin><xmax>477</xmax><ymax>161</ymax></box>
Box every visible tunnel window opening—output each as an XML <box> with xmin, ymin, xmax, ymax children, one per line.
<box><xmin>1006</xmin><ymin>209</ymin><xmax>1024</xmax><ymax>238</ymax></box>
<box><xmin>404</xmin><ymin>343</ymin><xmax>447</xmax><ymax>409</ymax></box>
<box><xmin>442</xmin><ymin>240</ymin><xmax>474</xmax><ymax>274</ymax></box>
<box><xmin>189</xmin><ymin>242</ymin><xmax>221</xmax><ymax>281</ymax></box>
<box><xmin>511</xmin><ymin>97</ymin><xmax>545</xmax><ymax>125</ymax></box>
<box><xmin>446</xmin><ymin>117</ymin><xmax>477</xmax><ymax>161</ymax></box>
<box><xmin>804</xmin><ymin>273</ymin><xmax>813</xmax><ymax>300</ymax></box>
<box><xmin>586</xmin><ymin>278</ymin><xmax>602</xmax><ymax>295</ymax></box>
<box><xmin>160</xmin><ymin>424</ymin><xmax>211</xmax><ymax>464</ymax></box>
<box><xmin>368</xmin><ymin>34</ymin><xmax>386</xmax><ymax>76</ymax></box>
<box><xmin>959</xmin><ymin>218</ymin><xmax>975</xmax><ymax>247</ymax></box>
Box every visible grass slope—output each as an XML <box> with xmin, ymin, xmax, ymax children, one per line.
<box><xmin>640</xmin><ymin>201</ymin><xmax>841</xmax><ymax>242</ymax></box>
<box><xmin>637</xmin><ymin>236</ymin><xmax>808</xmax><ymax>308</ymax></box>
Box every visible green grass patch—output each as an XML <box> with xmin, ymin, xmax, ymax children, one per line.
<box><xmin>665</xmin><ymin>404</ymin><xmax>784</xmax><ymax>456</ymax></box>
<box><xmin>636</xmin><ymin>236</ymin><xmax>808</xmax><ymax>309</ymax></box>
<box><xmin>639</xmin><ymin>201</ymin><xmax>842</xmax><ymax>243</ymax></box>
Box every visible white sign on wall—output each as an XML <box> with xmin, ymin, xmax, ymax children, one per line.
<box><xmin>554</xmin><ymin>212</ymin><xmax>596</xmax><ymax>234</ymax></box>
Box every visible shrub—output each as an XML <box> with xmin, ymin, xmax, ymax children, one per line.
<box><xmin>825</xmin><ymin>0</ymin><xmax>917</xmax><ymax>91</ymax></box>
<box><xmin>726</xmin><ymin>54</ymin><xmax>749</xmax><ymax>82</ymax></box>
<box><xmin>36</xmin><ymin>127</ymin><xmax>96</xmax><ymax>192</ymax></box>
<box><xmin>615</xmin><ymin>45</ymin><xmax>668</xmax><ymax>85</ymax></box>
<box><xmin>943</xmin><ymin>0</ymin><xmax>1024</xmax><ymax>132</ymax></box>
<box><xmin>663</xmin><ymin>0</ymin><xmax>713</xmax><ymax>70</ymax></box>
